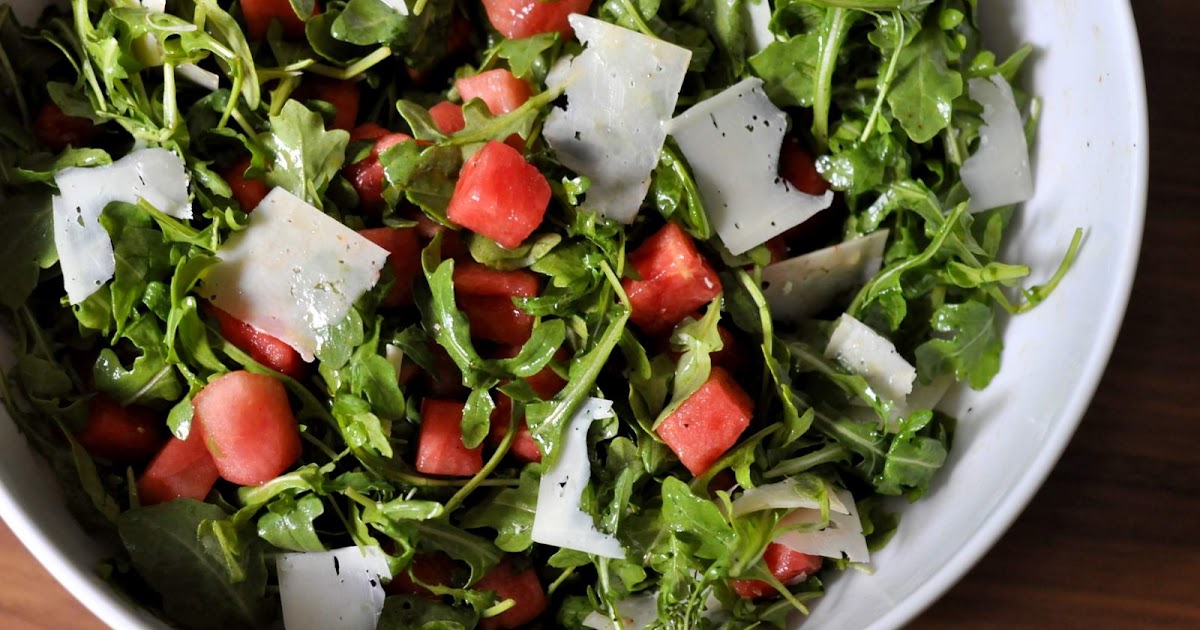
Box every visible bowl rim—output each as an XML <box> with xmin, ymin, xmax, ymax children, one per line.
<box><xmin>0</xmin><ymin>2</ymin><xmax>1151</xmax><ymax>629</ymax></box>
<box><xmin>863</xmin><ymin>2</ymin><xmax>1150</xmax><ymax>627</ymax></box>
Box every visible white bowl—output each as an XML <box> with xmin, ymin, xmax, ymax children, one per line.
<box><xmin>0</xmin><ymin>1</ymin><xmax>1148</xmax><ymax>629</ymax></box>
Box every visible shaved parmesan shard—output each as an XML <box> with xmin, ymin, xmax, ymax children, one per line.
<box><xmin>377</xmin><ymin>0</ymin><xmax>409</xmax><ymax>14</ymax></box>
<box><xmin>531</xmin><ymin>397</ymin><xmax>626</xmax><ymax>559</ymax></box>
<box><xmin>668</xmin><ymin>78</ymin><xmax>834</xmax><ymax>255</ymax></box>
<box><xmin>53</xmin><ymin>147</ymin><xmax>191</xmax><ymax>304</ymax></box>
<box><xmin>774</xmin><ymin>489</ymin><xmax>869</xmax><ymax>563</ymax></box>
<box><xmin>744</xmin><ymin>0</ymin><xmax>775</xmax><ymax>53</ymax></box>
<box><xmin>582</xmin><ymin>594</ymin><xmax>658</xmax><ymax>630</ymax></box>
<box><xmin>848</xmin><ymin>373</ymin><xmax>955</xmax><ymax>432</ymax></box>
<box><xmin>201</xmin><ymin>188</ymin><xmax>388</xmax><ymax>361</ymax></box>
<box><xmin>960</xmin><ymin>74</ymin><xmax>1034</xmax><ymax>212</ymax></box>
<box><xmin>825</xmin><ymin>313</ymin><xmax>916</xmax><ymax>404</ymax></box>
<box><xmin>730</xmin><ymin>478</ymin><xmax>850</xmax><ymax>518</ymax></box>
<box><xmin>761</xmin><ymin>230</ymin><xmax>889</xmax><ymax>322</ymax></box>
<box><xmin>277</xmin><ymin>545</ymin><xmax>392</xmax><ymax>630</ymax></box>
<box><xmin>543</xmin><ymin>15</ymin><xmax>691</xmax><ymax>223</ymax></box>
<box><xmin>177</xmin><ymin>63</ymin><xmax>220</xmax><ymax>91</ymax></box>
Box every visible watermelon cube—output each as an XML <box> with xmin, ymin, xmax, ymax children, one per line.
<box><xmin>456</xmin><ymin>69</ymin><xmax>532</xmax><ymax>116</ymax></box>
<box><xmin>446</xmin><ymin>141</ymin><xmax>550</xmax><ymax>249</ymax></box>
<box><xmin>623</xmin><ymin>222</ymin><xmax>723</xmax><ymax>335</ymax></box>
<box><xmin>655</xmin><ymin>366</ymin><xmax>753</xmax><ymax>476</ymax></box>
<box><xmin>416</xmin><ymin>399</ymin><xmax>484</xmax><ymax>477</ymax></box>
<box><xmin>730</xmin><ymin>542</ymin><xmax>823</xmax><ymax>599</ymax></box>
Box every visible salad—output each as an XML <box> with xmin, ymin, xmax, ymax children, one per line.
<box><xmin>0</xmin><ymin>0</ymin><xmax>1080</xmax><ymax>629</ymax></box>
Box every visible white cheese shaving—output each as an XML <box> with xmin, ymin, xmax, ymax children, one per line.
<box><xmin>531</xmin><ymin>397</ymin><xmax>626</xmax><ymax>559</ymax></box>
<box><xmin>848</xmin><ymin>373</ymin><xmax>955</xmax><ymax>433</ymax></box>
<box><xmin>384</xmin><ymin>344</ymin><xmax>405</xmax><ymax>381</ymax></box>
<box><xmin>744</xmin><ymin>0</ymin><xmax>775</xmax><ymax>53</ymax></box>
<box><xmin>200</xmin><ymin>188</ymin><xmax>389</xmax><ymax>361</ymax></box>
<box><xmin>825</xmin><ymin>313</ymin><xmax>916</xmax><ymax>404</ymax></box>
<box><xmin>774</xmin><ymin>489</ymin><xmax>869</xmax><ymax>563</ymax></box>
<box><xmin>177</xmin><ymin>63</ymin><xmax>220</xmax><ymax>91</ymax></box>
<box><xmin>377</xmin><ymin>0</ymin><xmax>409</xmax><ymax>14</ymax></box>
<box><xmin>582</xmin><ymin>594</ymin><xmax>658</xmax><ymax>630</ymax></box>
<box><xmin>761</xmin><ymin>230</ymin><xmax>889</xmax><ymax>322</ymax></box>
<box><xmin>668</xmin><ymin>78</ymin><xmax>834</xmax><ymax>255</ymax></box>
<box><xmin>53</xmin><ymin>147</ymin><xmax>191</xmax><ymax>304</ymax></box>
<box><xmin>543</xmin><ymin>15</ymin><xmax>691</xmax><ymax>223</ymax></box>
<box><xmin>276</xmin><ymin>546</ymin><xmax>392</xmax><ymax>630</ymax></box>
<box><xmin>730</xmin><ymin>478</ymin><xmax>850</xmax><ymax>518</ymax></box>
<box><xmin>960</xmin><ymin>74</ymin><xmax>1034</xmax><ymax>212</ymax></box>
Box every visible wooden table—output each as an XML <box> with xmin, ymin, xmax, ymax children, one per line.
<box><xmin>1</xmin><ymin>2</ymin><xmax>1197</xmax><ymax>629</ymax></box>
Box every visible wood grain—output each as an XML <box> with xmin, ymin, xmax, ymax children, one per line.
<box><xmin>1</xmin><ymin>2</ymin><xmax>1197</xmax><ymax>629</ymax></box>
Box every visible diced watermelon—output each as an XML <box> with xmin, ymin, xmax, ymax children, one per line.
<box><xmin>77</xmin><ymin>395</ymin><xmax>166</xmax><ymax>464</ymax></box>
<box><xmin>764</xmin><ymin>236</ymin><xmax>788</xmax><ymax>264</ymax></box>
<box><xmin>730</xmin><ymin>543</ymin><xmax>823</xmax><ymax>599</ymax></box>
<box><xmin>655</xmin><ymin>366</ymin><xmax>753</xmax><ymax>476</ymax></box>
<box><xmin>300</xmin><ymin>78</ymin><xmax>360</xmax><ymax>131</ymax></box>
<box><xmin>358</xmin><ymin>227</ymin><xmax>420</xmax><ymax>306</ymax></box>
<box><xmin>206</xmin><ymin>303</ymin><xmax>306</xmax><ymax>379</ymax></box>
<box><xmin>404</xmin><ymin>211</ymin><xmax>469</xmax><ymax>259</ymax></box>
<box><xmin>446</xmin><ymin>141</ymin><xmax>550</xmax><ymax>249</ymax></box>
<box><xmin>344</xmin><ymin>123</ymin><xmax>413</xmax><ymax>209</ymax></box>
<box><xmin>136</xmin><ymin>429</ymin><xmax>220</xmax><ymax>506</ymax></box>
<box><xmin>386</xmin><ymin>552</ymin><xmax>457</xmax><ymax>598</ymax></box>
<box><xmin>34</xmin><ymin>102</ymin><xmax>99</xmax><ymax>151</ymax></box>
<box><xmin>488</xmin><ymin>395</ymin><xmax>542</xmax><ymax>463</ymax></box>
<box><xmin>453</xmin><ymin>263</ymin><xmax>538</xmax><ymax>346</ymax></box>
<box><xmin>475</xmin><ymin>558</ymin><xmax>548</xmax><ymax>630</ymax></box>
<box><xmin>453</xmin><ymin>263</ymin><xmax>539</xmax><ymax>298</ymax></box>
<box><xmin>241</xmin><ymin>0</ymin><xmax>317</xmax><ymax>40</ymax></box>
<box><xmin>481</xmin><ymin>0</ymin><xmax>592</xmax><ymax>40</ymax></box>
<box><xmin>779</xmin><ymin>136</ymin><xmax>830</xmax><ymax>197</ymax></box>
<box><xmin>623</xmin><ymin>222</ymin><xmax>723</xmax><ymax>335</ymax></box>
<box><xmin>193</xmin><ymin>371</ymin><xmax>302</xmax><ymax>485</ymax></box>
<box><xmin>456</xmin><ymin>69</ymin><xmax>532</xmax><ymax>116</ymax></box>
<box><xmin>524</xmin><ymin>363</ymin><xmax>566</xmax><ymax>400</ymax></box>
<box><xmin>429</xmin><ymin>101</ymin><xmax>466</xmax><ymax>135</ymax></box>
<box><xmin>223</xmin><ymin>155</ymin><xmax>269</xmax><ymax>212</ymax></box>
<box><xmin>416</xmin><ymin>399</ymin><xmax>483</xmax><ymax>477</ymax></box>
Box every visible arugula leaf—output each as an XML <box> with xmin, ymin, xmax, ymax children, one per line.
<box><xmin>886</xmin><ymin>24</ymin><xmax>963</xmax><ymax>143</ymax></box>
<box><xmin>460</xmin><ymin>464</ymin><xmax>540</xmax><ymax>553</ymax></box>
<box><xmin>257</xmin><ymin>494</ymin><xmax>325</xmax><ymax>552</ymax></box>
<box><xmin>100</xmin><ymin>202</ymin><xmax>173</xmax><ymax>334</ymax></box>
<box><xmin>332</xmin><ymin>393</ymin><xmax>394</xmax><ymax>458</ymax></box>
<box><xmin>93</xmin><ymin>314</ymin><xmax>184</xmax><ymax>406</ymax></box>
<box><xmin>660</xmin><ymin>477</ymin><xmax>734</xmax><ymax>561</ymax></box>
<box><xmin>413</xmin><ymin>521</ymin><xmax>501</xmax><ymax>586</ymax></box>
<box><xmin>260</xmin><ymin>100</ymin><xmax>349</xmax><ymax>207</ymax></box>
<box><xmin>0</xmin><ymin>193</ymin><xmax>56</xmax><ymax>309</ymax></box>
<box><xmin>652</xmin><ymin>301</ymin><xmax>723</xmax><ymax>429</ymax></box>
<box><xmin>118</xmin><ymin>500</ymin><xmax>273</xmax><ymax>630</ymax></box>
<box><xmin>873</xmin><ymin>409</ymin><xmax>948</xmax><ymax>498</ymax></box>
<box><xmin>914</xmin><ymin>300</ymin><xmax>1001</xmax><ymax>389</ymax></box>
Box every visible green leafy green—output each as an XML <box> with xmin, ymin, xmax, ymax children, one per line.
<box><xmin>118</xmin><ymin>501</ymin><xmax>273</xmax><ymax>630</ymax></box>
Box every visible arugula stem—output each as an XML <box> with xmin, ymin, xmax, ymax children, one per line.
<box><xmin>849</xmin><ymin>201</ymin><xmax>970</xmax><ymax>315</ymax></box>
<box><xmin>1012</xmin><ymin>227</ymin><xmax>1084</xmax><ymax>313</ymax></box>
<box><xmin>617</xmin><ymin>0</ymin><xmax>657</xmax><ymax>37</ymax></box>
<box><xmin>162</xmin><ymin>62</ymin><xmax>178</xmax><ymax>136</ymax></box>
<box><xmin>306</xmin><ymin>47</ymin><xmax>392</xmax><ymax>81</ymax></box>
<box><xmin>443</xmin><ymin>410</ymin><xmax>516</xmax><ymax>513</ymax></box>
<box><xmin>444</xmin><ymin>85</ymin><xmax>563</xmax><ymax>148</ymax></box>
<box><xmin>861</xmin><ymin>14</ymin><xmax>905</xmax><ymax>143</ymax></box>
<box><xmin>765</xmin><ymin>443</ymin><xmax>850</xmax><ymax>478</ymax></box>
<box><xmin>813</xmin><ymin>8</ymin><xmax>852</xmax><ymax>153</ymax></box>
